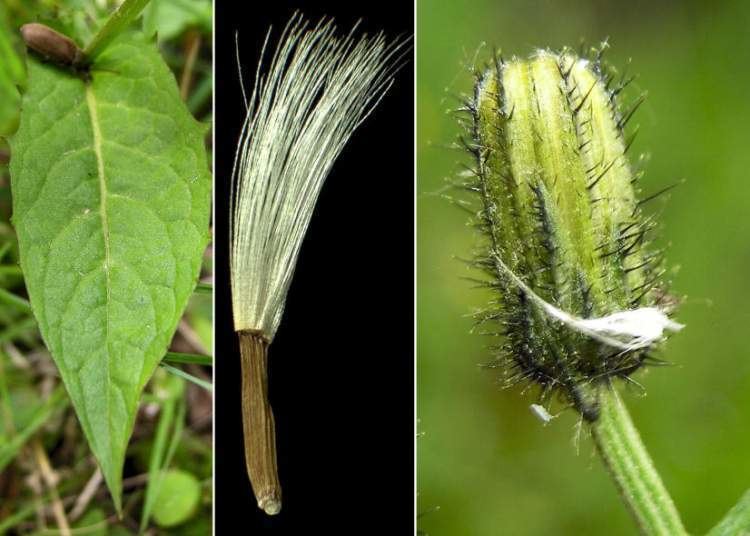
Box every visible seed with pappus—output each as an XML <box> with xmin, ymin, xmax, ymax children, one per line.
<box><xmin>230</xmin><ymin>13</ymin><xmax>408</xmax><ymax>515</ymax></box>
<box><xmin>460</xmin><ymin>47</ymin><xmax>682</xmax><ymax>421</ymax></box>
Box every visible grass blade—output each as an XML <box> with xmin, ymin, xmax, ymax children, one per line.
<box><xmin>161</xmin><ymin>363</ymin><xmax>212</xmax><ymax>392</ymax></box>
<box><xmin>0</xmin><ymin>287</ymin><xmax>31</xmax><ymax>312</ymax></box>
<box><xmin>162</xmin><ymin>351</ymin><xmax>212</xmax><ymax>367</ymax></box>
<box><xmin>140</xmin><ymin>379</ymin><xmax>187</xmax><ymax>532</ymax></box>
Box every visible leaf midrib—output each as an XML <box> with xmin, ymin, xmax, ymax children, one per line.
<box><xmin>84</xmin><ymin>84</ymin><xmax>114</xmax><ymax>476</ymax></box>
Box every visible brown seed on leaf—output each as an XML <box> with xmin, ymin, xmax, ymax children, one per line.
<box><xmin>20</xmin><ymin>23</ymin><xmax>85</xmax><ymax>67</ymax></box>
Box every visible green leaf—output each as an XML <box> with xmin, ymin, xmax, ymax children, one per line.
<box><xmin>142</xmin><ymin>0</ymin><xmax>211</xmax><ymax>41</ymax></box>
<box><xmin>74</xmin><ymin>507</ymin><xmax>108</xmax><ymax>536</ymax></box>
<box><xmin>9</xmin><ymin>32</ymin><xmax>211</xmax><ymax>511</ymax></box>
<box><xmin>0</xmin><ymin>4</ymin><xmax>24</xmax><ymax>137</ymax></box>
<box><xmin>151</xmin><ymin>469</ymin><xmax>201</xmax><ymax>528</ymax></box>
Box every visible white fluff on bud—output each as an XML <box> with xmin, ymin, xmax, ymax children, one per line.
<box><xmin>493</xmin><ymin>253</ymin><xmax>683</xmax><ymax>352</ymax></box>
<box><xmin>530</xmin><ymin>403</ymin><xmax>555</xmax><ymax>424</ymax></box>
<box><xmin>542</xmin><ymin>304</ymin><xmax>684</xmax><ymax>352</ymax></box>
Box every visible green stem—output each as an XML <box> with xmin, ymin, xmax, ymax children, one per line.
<box><xmin>590</xmin><ymin>385</ymin><xmax>687</xmax><ymax>535</ymax></box>
<box><xmin>707</xmin><ymin>488</ymin><xmax>750</xmax><ymax>536</ymax></box>
<box><xmin>83</xmin><ymin>0</ymin><xmax>152</xmax><ymax>59</ymax></box>
<box><xmin>194</xmin><ymin>281</ymin><xmax>213</xmax><ymax>295</ymax></box>
<box><xmin>162</xmin><ymin>351</ymin><xmax>212</xmax><ymax>366</ymax></box>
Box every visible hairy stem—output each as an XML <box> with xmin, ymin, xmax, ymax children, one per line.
<box><xmin>591</xmin><ymin>385</ymin><xmax>686</xmax><ymax>535</ymax></box>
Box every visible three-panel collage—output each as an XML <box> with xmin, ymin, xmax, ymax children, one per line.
<box><xmin>1</xmin><ymin>0</ymin><xmax>749</xmax><ymax>534</ymax></box>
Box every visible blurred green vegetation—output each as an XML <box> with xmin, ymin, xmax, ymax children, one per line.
<box><xmin>417</xmin><ymin>0</ymin><xmax>750</xmax><ymax>534</ymax></box>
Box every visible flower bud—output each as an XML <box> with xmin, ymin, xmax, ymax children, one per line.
<box><xmin>464</xmin><ymin>48</ymin><xmax>679</xmax><ymax>420</ymax></box>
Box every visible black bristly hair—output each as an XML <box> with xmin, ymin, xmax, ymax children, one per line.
<box><xmin>446</xmin><ymin>43</ymin><xmax>681</xmax><ymax>422</ymax></box>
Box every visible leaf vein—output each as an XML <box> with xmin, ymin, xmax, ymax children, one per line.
<box><xmin>85</xmin><ymin>84</ymin><xmax>114</xmax><ymax>454</ymax></box>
